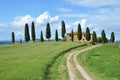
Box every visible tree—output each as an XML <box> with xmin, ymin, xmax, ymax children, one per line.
<box><xmin>46</xmin><ymin>23</ymin><xmax>51</xmax><ymax>40</ymax></box>
<box><xmin>12</xmin><ymin>32</ymin><xmax>15</xmax><ymax>43</ymax></box>
<box><xmin>71</xmin><ymin>29</ymin><xmax>74</xmax><ymax>42</ymax></box>
<box><xmin>111</xmin><ymin>32</ymin><xmax>115</xmax><ymax>43</ymax></box>
<box><xmin>92</xmin><ymin>31</ymin><xmax>97</xmax><ymax>42</ymax></box>
<box><xmin>77</xmin><ymin>23</ymin><xmax>82</xmax><ymax>41</ymax></box>
<box><xmin>86</xmin><ymin>27</ymin><xmax>91</xmax><ymax>41</ymax></box>
<box><xmin>20</xmin><ymin>39</ymin><xmax>22</xmax><ymax>44</ymax></box>
<box><xmin>40</xmin><ymin>30</ymin><xmax>44</xmax><ymax>42</ymax></box>
<box><xmin>55</xmin><ymin>30</ymin><xmax>58</xmax><ymax>41</ymax></box>
<box><xmin>92</xmin><ymin>31</ymin><xmax>97</xmax><ymax>45</ymax></box>
<box><xmin>101</xmin><ymin>30</ymin><xmax>106</xmax><ymax>43</ymax></box>
<box><xmin>24</xmin><ymin>23</ymin><xmax>30</xmax><ymax>42</ymax></box>
<box><xmin>31</xmin><ymin>21</ymin><xmax>36</xmax><ymax>42</ymax></box>
<box><xmin>61</xmin><ymin>20</ymin><xmax>66</xmax><ymax>39</ymax></box>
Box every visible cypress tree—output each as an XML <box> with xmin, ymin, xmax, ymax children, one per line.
<box><xmin>46</xmin><ymin>23</ymin><xmax>51</xmax><ymax>40</ymax></box>
<box><xmin>101</xmin><ymin>30</ymin><xmax>106</xmax><ymax>43</ymax></box>
<box><xmin>92</xmin><ymin>31</ymin><xmax>97</xmax><ymax>44</ymax></box>
<box><xmin>71</xmin><ymin>29</ymin><xmax>74</xmax><ymax>42</ymax></box>
<box><xmin>55</xmin><ymin>30</ymin><xmax>58</xmax><ymax>41</ymax></box>
<box><xmin>111</xmin><ymin>32</ymin><xmax>115</xmax><ymax>43</ymax></box>
<box><xmin>86</xmin><ymin>27</ymin><xmax>91</xmax><ymax>41</ymax></box>
<box><xmin>61</xmin><ymin>20</ymin><xmax>66</xmax><ymax>39</ymax></box>
<box><xmin>24</xmin><ymin>23</ymin><xmax>30</xmax><ymax>42</ymax></box>
<box><xmin>77</xmin><ymin>23</ymin><xmax>82</xmax><ymax>41</ymax></box>
<box><xmin>40</xmin><ymin>30</ymin><xmax>44</xmax><ymax>42</ymax></box>
<box><xmin>31</xmin><ymin>21</ymin><xmax>36</xmax><ymax>42</ymax></box>
<box><xmin>12</xmin><ymin>32</ymin><xmax>15</xmax><ymax>43</ymax></box>
<box><xmin>92</xmin><ymin>31</ymin><xmax>97</xmax><ymax>42</ymax></box>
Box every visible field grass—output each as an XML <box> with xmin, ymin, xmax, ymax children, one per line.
<box><xmin>77</xmin><ymin>44</ymin><xmax>120</xmax><ymax>80</ymax></box>
<box><xmin>0</xmin><ymin>42</ymin><xmax>82</xmax><ymax>80</ymax></box>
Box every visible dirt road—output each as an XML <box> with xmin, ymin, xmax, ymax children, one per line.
<box><xmin>66</xmin><ymin>45</ymin><xmax>101</xmax><ymax>80</ymax></box>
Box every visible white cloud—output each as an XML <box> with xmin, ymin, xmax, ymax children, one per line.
<box><xmin>58</xmin><ymin>8</ymin><xmax>72</xmax><ymax>12</ymax></box>
<box><xmin>73</xmin><ymin>19</ymin><xmax>88</xmax><ymax>31</ymax></box>
<box><xmin>65</xmin><ymin>0</ymin><xmax>120</xmax><ymax>7</ymax></box>
<box><xmin>36</xmin><ymin>11</ymin><xmax>59</xmax><ymax>26</ymax></box>
<box><xmin>50</xmin><ymin>16</ymin><xmax>59</xmax><ymax>24</ymax></box>
<box><xmin>12</xmin><ymin>15</ymin><xmax>34</xmax><ymax>27</ymax></box>
<box><xmin>36</xmin><ymin>12</ymin><xmax>50</xmax><ymax>25</ymax></box>
<box><xmin>0</xmin><ymin>11</ymin><xmax>60</xmax><ymax>41</ymax></box>
<box><xmin>12</xmin><ymin>11</ymin><xmax>59</xmax><ymax>27</ymax></box>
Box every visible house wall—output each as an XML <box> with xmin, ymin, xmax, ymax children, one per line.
<box><xmin>66</xmin><ymin>32</ymin><xmax>92</xmax><ymax>42</ymax></box>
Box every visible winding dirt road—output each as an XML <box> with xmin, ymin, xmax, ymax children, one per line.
<box><xmin>66</xmin><ymin>45</ymin><xmax>101</xmax><ymax>80</ymax></box>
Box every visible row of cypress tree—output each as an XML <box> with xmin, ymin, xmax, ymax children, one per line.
<box><xmin>11</xmin><ymin>20</ymin><xmax>66</xmax><ymax>43</ymax></box>
<box><xmin>71</xmin><ymin>23</ymin><xmax>115</xmax><ymax>44</ymax></box>
<box><xmin>11</xmin><ymin>20</ymin><xmax>115</xmax><ymax>44</ymax></box>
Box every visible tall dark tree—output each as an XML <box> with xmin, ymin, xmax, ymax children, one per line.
<box><xmin>61</xmin><ymin>20</ymin><xmax>66</xmax><ymax>39</ymax></box>
<box><xmin>77</xmin><ymin>23</ymin><xmax>82</xmax><ymax>41</ymax></box>
<box><xmin>71</xmin><ymin>29</ymin><xmax>74</xmax><ymax>42</ymax></box>
<box><xmin>92</xmin><ymin>31</ymin><xmax>97</xmax><ymax>42</ymax></box>
<box><xmin>101</xmin><ymin>29</ymin><xmax>106</xmax><ymax>43</ymax></box>
<box><xmin>111</xmin><ymin>32</ymin><xmax>115</xmax><ymax>43</ymax></box>
<box><xmin>46</xmin><ymin>23</ymin><xmax>51</xmax><ymax>40</ymax></box>
<box><xmin>31</xmin><ymin>21</ymin><xmax>36</xmax><ymax>42</ymax></box>
<box><xmin>40</xmin><ymin>30</ymin><xmax>44</xmax><ymax>42</ymax></box>
<box><xmin>86</xmin><ymin>27</ymin><xmax>91</xmax><ymax>41</ymax></box>
<box><xmin>24</xmin><ymin>23</ymin><xmax>30</xmax><ymax>42</ymax></box>
<box><xmin>55</xmin><ymin>30</ymin><xmax>58</xmax><ymax>41</ymax></box>
<box><xmin>12</xmin><ymin>32</ymin><xmax>15</xmax><ymax>43</ymax></box>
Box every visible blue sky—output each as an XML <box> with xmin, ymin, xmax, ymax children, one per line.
<box><xmin>0</xmin><ymin>0</ymin><xmax>120</xmax><ymax>41</ymax></box>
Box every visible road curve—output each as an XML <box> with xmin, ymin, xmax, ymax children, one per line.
<box><xmin>66</xmin><ymin>45</ymin><xmax>101</xmax><ymax>80</ymax></box>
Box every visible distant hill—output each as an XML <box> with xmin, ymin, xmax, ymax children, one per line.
<box><xmin>0</xmin><ymin>41</ymin><xmax>12</xmax><ymax>45</ymax></box>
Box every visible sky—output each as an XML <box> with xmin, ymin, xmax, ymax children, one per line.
<box><xmin>0</xmin><ymin>0</ymin><xmax>120</xmax><ymax>41</ymax></box>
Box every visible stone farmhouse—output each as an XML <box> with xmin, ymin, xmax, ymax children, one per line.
<box><xmin>66</xmin><ymin>32</ymin><xmax>92</xmax><ymax>42</ymax></box>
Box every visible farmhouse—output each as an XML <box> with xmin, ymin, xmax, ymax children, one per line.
<box><xmin>66</xmin><ymin>32</ymin><xmax>92</xmax><ymax>42</ymax></box>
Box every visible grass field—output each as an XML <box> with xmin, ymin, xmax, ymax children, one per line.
<box><xmin>0</xmin><ymin>42</ymin><xmax>82</xmax><ymax>80</ymax></box>
<box><xmin>77</xmin><ymin>44</ymin><xmax>120</xmax><ymax>80</ymax></box>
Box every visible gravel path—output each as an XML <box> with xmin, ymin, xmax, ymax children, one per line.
<box><xmin>66</xmin><ymin>45</ymin><xmax>101</xmax><ymax>80</ymax></box>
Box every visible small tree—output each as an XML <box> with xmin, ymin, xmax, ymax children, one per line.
<box><xmin>111</xmin><ymin>32</ymin><xmax>115</xmax><ymax>43</ymax></box>
<box><xmin>55</xmin><ymin>30</ymin><xmax>58</xmax><ymax>41</ymax></box>
<box><xmin>31</xmin><ymin>21</ymin><xmax>36</xmax><ymax>42</ymax></box>
<box><xmin>86</xmin><ymin>27</ymin><xmax>91</xmax><ymax>41</ymax></box>
<box><xmin>46</xmin><ymin>23</ymin><xmax>51</xmax><ymax>40</ymax></box>
<box><xmin>71</xmin><ymin>29</ymin><xmax>74</xmax><ymax>42</ymax></box>
<box><xmin>24</xmin><ymin>23</ymin><xmax>30</xmax><ymax>42</ymax></box>
<box><xmin>77</xmin><ymin>23</ymin><xmax>82</xmax><ymax>41</ymax></box>
<box><xmin>92</xmin><ymin>31</ymin><xmax>97</xmax><ymax>42</ymax></box>
<box><xmin>20</xmin><ymin>39</ymin><xmax>22</xmax><ymax>44</ymax></box>
<box><xmin>12</xmin><ymin>32</ymin><xmax>15</xmax><ymax>43</ymax></box>
<box><xmin>40</xmin><ymin>30</ymin><xmax>44</xmax><ymax>42</ymax></box>
<box><xmin>101</xmin><ymin>30</ymin><xmax>106</xmax><ymax>43</ymax></box>
<box><xmin>61</xmin><ymin>20</ymin><xmax>66</xmax><ymax>39</ymax></box>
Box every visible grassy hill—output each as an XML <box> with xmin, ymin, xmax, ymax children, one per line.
<box><xmin>0</xmin><ymin>42</ymin><xmax>82</xmax><ymax>80</ymax></box>
<box><xmin>78</xmin><ymin>44</ymin><xmax>120</xmax><ymax>80</ymax></box>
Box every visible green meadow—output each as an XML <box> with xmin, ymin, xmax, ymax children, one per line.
<box><xmin>78</xmin><ymin>44</ymin><xmax>120</xmax><ymax>80</ymax></box>
<box><xmin>0</xmin><ymin>42</ymin><xmax>82</xmax><ymax>80</ymax></box>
